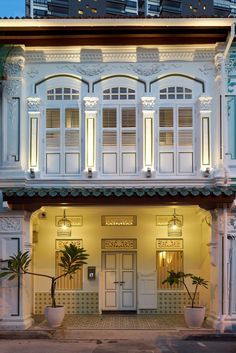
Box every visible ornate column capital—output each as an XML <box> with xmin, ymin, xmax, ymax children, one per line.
<box><xmin>141</xmin><ymin>97</ymin><xmax>156</xmax><ymax>110</ymax></box>
<box><xmin>27</xmin><ymin>97</ymin><xmax>42</xmax><ymax>112</ymax></box>
<box><xmin>198</xmin><ymin>96</ymin><xmax>213</xmax><ymax>112</ymax></box>
<box><xmin>83</xmin><ymin>96</ymin><xmax>99</xmax><ymax>111</ymax></box>
<box><xmin>4</xmin><ymin>56</ymin><xmax>25</xmax><ymax>78</ymax></box>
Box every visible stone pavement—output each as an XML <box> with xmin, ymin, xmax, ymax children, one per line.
<box><xmin>0</xmin><ymin>314</ymin><xmax>216</xmax><ymax>341</ymax></box>
<box><xmin>1</xmin><ymin>315</ymin><xmax>236</xmax><ymax>353</ymax></box>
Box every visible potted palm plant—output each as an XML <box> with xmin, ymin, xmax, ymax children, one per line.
<box><xmin>162</xmin><ymin>270</ymin><xmax>208</xmax><ymax>328</ymax></box>
<box><xmin>0</xmin><ymin>243</ymin><xmax>89</xmax><ymax>328</ymax></box>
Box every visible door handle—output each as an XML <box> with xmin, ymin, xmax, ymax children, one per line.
<box><xmin>113</xmin><ymin>281</ymin><xmax>119</xmax><ymax>284</ymax></box>
<box><xmin>119</xmin><ymin>281</ymin><xmax>125</xmax><ymax>285</ymax></box>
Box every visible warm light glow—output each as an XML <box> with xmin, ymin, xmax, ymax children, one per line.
<box><xmin>168</xmin><ymin>209</ymin><xmax>182</xmax><ymax>237</ymax></box>
<box><xmin>144</xmin><ymin>117</ymin><xmax>153</xmax><ymax>167</ymax></box>
<box><xmin>202</xmin><ymin>116</ymin><xmax>210</xmax><ymax>167</ymax></box>
<box><xmin>143</xmin><ymin>110</ymin><xmax>154</xmax><ymax>169</ymax></box>
<box><xmin>29</xmin><ymin>114</ymin><xmax>39</xmax><ymax>168</ymax></box>
<box><xmin>58</xmin><ymin>209</ymin><xmax>71</xmax><ymax>229</ymax></box>
<box><xmin>86</xmin><ymin>115</ymin><xmax>95</xmax><ymax>169</ymax></box>
<box><xmin>159</xmin><ymin>251</ymin><xmax>166</xmax><ymax>266</ymax></box>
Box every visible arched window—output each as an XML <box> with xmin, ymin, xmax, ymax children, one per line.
<box><xmin>101</xmin><ymin>86</ymin><xmax>137</xmax><ymax>175</ymax></box>
<box><xmin>159</xmin><ymin>86</ymin><xmax>192</xmax><ymax>100</ymax></box>
<box><xmin>45</xmin><ymin>87</ymin><xmax>80</xmax><ymax>175</ymax></box>
<box><xmin>103</xmin><ymin>87</ymin><xmax>135</xmax><ymax>100</ymax></box>
<box><xmin>158</xmin><ymin>86</ymin><xmax>194</xmax><ymax>175</ymax></box>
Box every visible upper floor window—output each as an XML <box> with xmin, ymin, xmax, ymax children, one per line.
<box><xmin>102</xmin><ymin>86</ymin><xmax>137</xmax><ymax>175</ymax></box>
<box><xmin>47</xmin><ymin>88</ymin><xmax>79</xmax><ymax>101</ymax></box>
<box><xmin>158</xmin><ymin>86</ymin><xmax>194</xmax><ymax>175</ymax></box>
<box><xmin>45</xmin><ymin>87</ymin><xmax>80</xmax><ymax>176</ymax></box>
<box><xmin>103</xmin><ymin>87</ymin><xmax>136</xmax><ymax>100</ymax></box>
<box><xmin>160</xmin><ymin>87</ymin><xmax>192</xmax><ymax>100</ymax></box>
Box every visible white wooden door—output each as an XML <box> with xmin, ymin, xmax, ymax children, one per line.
<box><xmin>102</xmin><ymin>252</ymin><xmax>136</xmax><ymax>311</ymax></box>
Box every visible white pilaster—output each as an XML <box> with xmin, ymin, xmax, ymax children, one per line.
<box><xmin>27</xmin><ymin>97</ymin><xmax>41</xmax><ymax>175</ymax></box>
<box><xmin>198</xmin><ymin>96</ymin><xmax>213</xmax><ymax>174</ymax></box>
<box><xmin>84</xmin><ymin>97</ymin><xmax>99</xmax><ymax>176</ymax></box>
<box><xmin>141</xmin><ymin>97</ymin><xmax>156</xmax><ymax>174</ymax></box>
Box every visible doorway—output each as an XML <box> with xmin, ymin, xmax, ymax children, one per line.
<box><xmin>101</xmin><ymin>251</ymin><xmax>137</xmax><ymax>312</ymax></box>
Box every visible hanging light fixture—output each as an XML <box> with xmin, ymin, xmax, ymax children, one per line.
<box><xmin>58</xmin><ymin>209</ymin><xmax>71</xmax><ymax>230</ymax></box>
<box><xmin>168</xmin><ymin>209</ymin><xmax>182</xmax><ymax>237</ymax></box>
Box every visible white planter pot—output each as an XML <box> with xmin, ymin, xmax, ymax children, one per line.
<box><xmin>184</xmin><ymin>306</ymin><xmax>205</xmax><ymax>328</ymax></box>
<box><xmin>45</xmin><ymin>306</ymin><xmax>65</xmax><ymax>328</ymax></box>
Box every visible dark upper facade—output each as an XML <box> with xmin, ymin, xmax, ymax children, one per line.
<box><xmin>160</xmin><ymin>0</ymin><xmax>232</xmax><ymax>17</ymax></box>
<box><xmin>25</xmin><ymin>0</ymin><xmax>235</xmax><ymax>17</ymax></box>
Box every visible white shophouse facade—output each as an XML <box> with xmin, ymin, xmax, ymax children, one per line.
<box><xmin>0</xmin><ymin>18</ymin><xmax>236</xmax><ymax>331</ymax></box>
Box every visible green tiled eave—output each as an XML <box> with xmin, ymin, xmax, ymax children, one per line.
<box><xmin>2</xmin><ymin>186</ymin><xmax>236</xmax><ymax>198</ymax></box>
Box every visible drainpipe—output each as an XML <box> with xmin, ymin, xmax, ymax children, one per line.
<box><xmin>224</xmin><ymin>23</ymin><xmax>235</xmax><ymax>59</ymax></box>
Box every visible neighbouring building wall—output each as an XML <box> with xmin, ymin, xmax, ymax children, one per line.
<box><xmin>0</xmin><ymin>210</ymin><xmax>33</xmax><ymax>329</ymax></box>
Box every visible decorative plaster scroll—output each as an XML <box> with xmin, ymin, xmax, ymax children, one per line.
<box><xmin>156</xmin><ymin>215</ymin><xmax>183</xmax><ymax>226</ymax></box>
<box><xmin>102</xmin><ymin>239</ymin><xmax>137</xmax><ymax>250</ymax></box>
<box><xmin>156</xmin><ymin>238</ymin><xmax>183</xmax><ymax>250</ymax></box>
<box><xmin>57</xmin><ymin>64</ymin><xmax>105</xmax><ymax>76</ymax></box>
<box><xmin>4</xmin><ymin>56</ymin><xmax>25</xmax><ymax>78</ymax></box>
<box><xmin>207</xmin><ymin>241</ymin><xmax>217</xmax><ymax>266</ymax></box>
<box><xmin>199</xmin><ymin>63</ymin><xmax>214</xmax><ymax>76</ymax></box>
<box><xmin>27</xmin><ymin>97</ymin><xmax>42</xmax><ymax>111</ymax></box>
<box><xmin>198</xmin><ymin>96</ymin><xmax>213</xmax><ymax>111</ymax></box>
<box><xmin>84</xmin><ymin>97</ymin><xmax>99</xmax><ymax>110</ymax></box>
<box><xmin>77</xmin><ymin>65</ymin><xmax>105</xmax><ymax>76</ymax></box>
<box><xmin>130</xmin><ymin>63</ymin><xmax>162</xmax><ymax>76</ymax></box>
<box><xmin>3</xmin><ymin>79</ymin><xmax>21</xmax><ymax>97</ymax></box>
<box><xmin>55</xmin><ymin>239</ymin><xmax>83</xmax><ymax>250</ymax></box>
<box><xmin>228</xmin><ymin>215</ymin><xmax>236</xmax><ymax>234</ymax></box>
<box><xmin>101</xmin><ymin>215</ymin><xmax>137</xmax><ymax>226</ymax></box>
<box><xmin>214</xmin><ymin>52</ymin><xmax>224</xmax><ymax>76</ymax></box>
<box><xmin>26</xmin><ymin>68</ymin><xmax>39</xmax><ymax>78</ymax></box>
<box><xmin>0</xmin><ymin>217</ymin><xmax>22</xmax><ymax>233</ymax></box>
<box><xmin>55</xmin><ymin>215</ymin><xmax>83</xmax><ymax>226</ymax></box>
<box><xmin>141</xmin><ymin>97</ymin><xmax>156</xmax><ymax>110</ymax></box>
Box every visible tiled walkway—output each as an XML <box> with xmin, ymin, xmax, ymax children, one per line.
<box><xmin>33</xmin><ymin>314</ymin><xmax>211</xmax><ymax>330</ymax></box>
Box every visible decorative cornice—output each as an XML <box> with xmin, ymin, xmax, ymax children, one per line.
<box><xmin>198</xmin><ymin>96</ymin><xmax>213</xmax><ymax>111</ymax></box>
<box><xmin>27</xmin><ymin>97</ymin><xmax>42</xmax><ymax>111</ymax></box>
<box><xmin>141</xmin><ymin>97</ymin><xmax>156</xmax><ymax>110</ymax></box>
<box><xmin>80</xmin><ymin>49</ymin><xmax>103</xmax><ymax>62</ymax></box>
<box><xmin>84</xmin><ymin>96</ymin><xmax>99</xmax><ymax>110</ymax></box>
<box><xmin>25</xmin><ymin>49</ymin><xmax>214</xmax><ymax>64</ymax></box>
